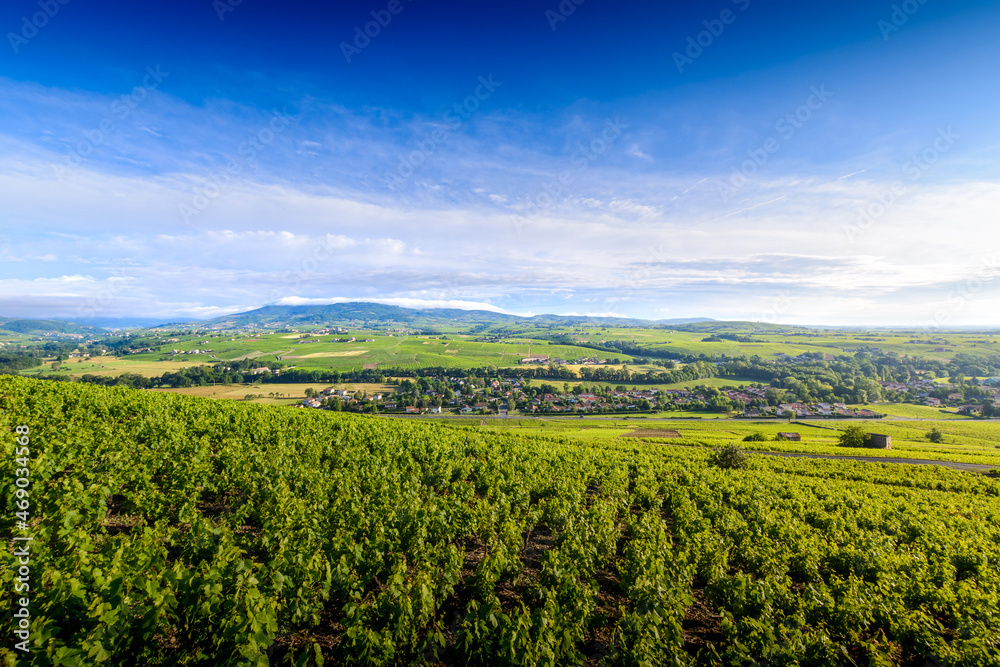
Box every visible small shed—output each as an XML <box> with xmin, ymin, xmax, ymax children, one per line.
<box><xmin>777</xmin><ymin>432</ymin><xmax>801</xmax><ymax>441</ymax></box>
<box><xmin>867</xmin><ymin>434</ymin><xmax>892</xmax><ymax>449</ymax></box>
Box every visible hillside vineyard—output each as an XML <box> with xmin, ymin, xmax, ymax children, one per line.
<box><xmin>2</xmin><ymin>376</ymin><xmax>999</xmax><ymax>665</ymax></box>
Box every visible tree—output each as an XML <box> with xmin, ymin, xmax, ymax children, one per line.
<box><xmin>743</xmin><ymin>432</ymin><xmax>768</xmax><ymax>442</ymax></box>
<box><xmin>709</xmin><ymin>444</ymin><xmax>750</xmax><ymax>470</ymax></box>
<box><xmin>926</xmin><ymin>427</ymin><xmax>944</xmax><ymax>443</ymax></box>
<box><xmin>838</xmin><ymin>424</ymin><xmax>868</xmax><ymax>448</ymax></box>
<box><xmin>708</xmin><ymin>396</ymin><xmax>732</xmax><ymax>413</ymax></box>
<box><xmin>764</xmin><ymin>388</ymin><xmax>786</xmax><ymax>405</ymax></box>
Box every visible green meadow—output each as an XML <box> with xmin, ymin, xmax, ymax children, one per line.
<box><xmin>565</xmin><ymin>326</ymin><xmax>1000</xmax><ymax>362</ymax></box>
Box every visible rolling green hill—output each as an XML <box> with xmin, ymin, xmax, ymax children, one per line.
<box><xmin>0</xmin><ymin>318</ymin><xmax>105</xmax><ymax>335</ymax></box>
<box><xmin>162</xmin><ymin>302</ymin><xmax>714</xmax><ymax>331</ymax></box>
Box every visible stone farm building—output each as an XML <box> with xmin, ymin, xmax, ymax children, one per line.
<box><xmin>520</xmin><ymin>355</ymin><xmax>550</xmax><ymax>364</ymax></box>
<box><xmin>867</xmin><ymin>434</ymin><xmax>892</xmax><ymax>449</ymax></box>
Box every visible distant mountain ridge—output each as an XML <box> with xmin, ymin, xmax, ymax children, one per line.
<box><xmin>0</xmin><ymin>318</ymin><xmax>105</xmax><ymax>335</ymax></box>
<box><xmin>156</xmin><ymin>302</ymin><xmax>715</xmax><ymax>329</ymax></box>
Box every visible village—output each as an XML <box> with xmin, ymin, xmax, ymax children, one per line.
<box><xmin>291</xmin><ymin>373</ymin><xmax>997</xmax><ymax>418</ymax></box>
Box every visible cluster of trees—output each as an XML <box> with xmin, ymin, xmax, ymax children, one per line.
<box><xmin>0</xmin><ymin>352</ymin><xmax>43</xmax><ymax>374</ymax></box>
<box><xmin>837</xmin><ymin>425</ymin><xmax>870</xmax><ymax>448</ymax></box>
<box><xmin>714</xmin><ymin>350</ymin><xmax>1000</xmax><ymax>405</ymax></box>
<box><xmin>577</xmin><ymin>359</ymin><xmax>718</xmax><ymax>384</ymax></box>
<box><xmin>978</xmin><ymin>403</ymin><xmax>1000</xmax><ymax>418</ymax></box>
<box><xmin>743</xmin><ymin>432</ymin><xmax>793</xmax><ymax>442</ymax></box>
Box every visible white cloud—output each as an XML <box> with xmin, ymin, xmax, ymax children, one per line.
<box><xmin>625</xmin><ymin>143</ymin><xmax>653</xmax><ymax>161</ymax></box>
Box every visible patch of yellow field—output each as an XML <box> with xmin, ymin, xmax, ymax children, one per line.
<box><xmin>151</xmin><ymin>381</ymin><xmax>395</xmax><ymax>403</ymax></box>
<box><xmin>79</xmin><ymin>355</ymin><xmax>118</xmax><ymax>364</ymax></box>
<box><xmin>445</xmin><ymin>349</ymin><xmax>459</xmax><ymax>354</ymax></box>
<box><xmin>151</xmin><ymin>383</ymin><xmax>326</xmax><ymax>401</ymax></box>
<box><xmin>230</xmin><ymin>350</ymin><xmax>268</xmax><ymax>360</ymax></box>
<box><xmin>560</xmin><ymin>363</ymin><xmax>628</xmax><ymax>372</ymax></box>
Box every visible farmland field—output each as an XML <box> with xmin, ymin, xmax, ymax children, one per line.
<box><xmin>149</xmin><ymin>382</ymin><xmax>396</xmax><ymax>406</ymax></box>
<box><xmin>17</xmin><ymin>325</ymin><xmax>1000</xmax><ymax>390</ymax></box>
<box><xmin>856</xmin><ymin>403</ymin><xmax>970</xmax><ymax>420</ymax></box>
<box><xmin>19</xmin><ymin>356</ymin><xmax>208</xmax><ymax>379</ymax></box>
<box><xmin>563</xmin><ymin>326</ymin><xmax>1000</xmax><ymax>363</ymax></box>
<box><xmin>3</xmin><ymin>375</ymin><xmax>999</xmax><ymax>666</ymax></box>
<box><xmin>19</xmin><ymin>334</ymin><xmax>642</xmax><ymax>378</ymax></box>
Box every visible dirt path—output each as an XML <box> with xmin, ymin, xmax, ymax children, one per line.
<box><xmin>758</xmin><ymin>451</ymin><xmax>997</xmax><ymax>474</ymax></box>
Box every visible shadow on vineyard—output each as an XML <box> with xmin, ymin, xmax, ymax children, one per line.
<box><xmin>2</xmin><ymin>375</ymin><xmax>1000</xmax><ymax>666</ymax></box>
<box><xmin>681</xmin><ymin>588</ymin><xmax>726</xmax><ymax>657</ymax></box>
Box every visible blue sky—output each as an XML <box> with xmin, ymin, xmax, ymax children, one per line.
<box><xmin>1</xmin><ymin>0</ymin><xmax>999</xmax><ymax>326</ymax></box>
